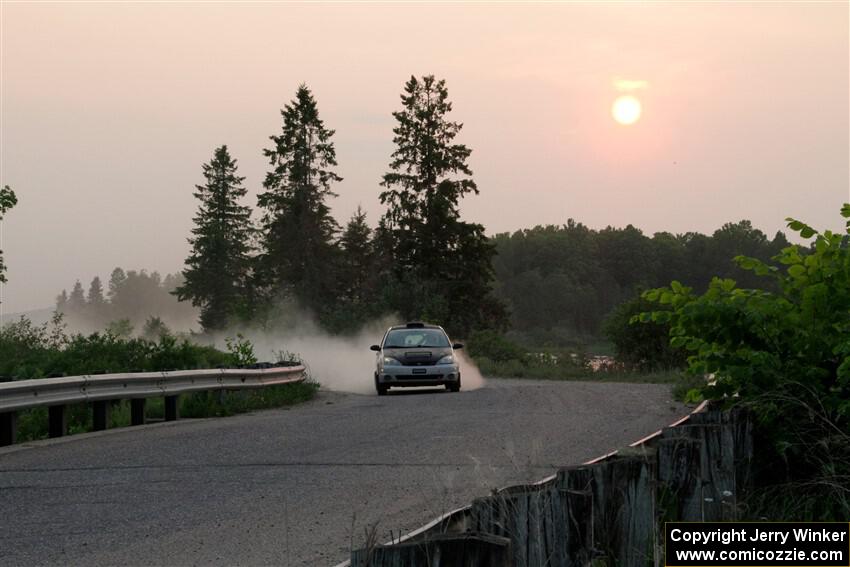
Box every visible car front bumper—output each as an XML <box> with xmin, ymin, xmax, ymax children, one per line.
<box><xmin>377</xmin><ymin>364</ymin><xmax>460</xmax><ymax>387</ymax></box>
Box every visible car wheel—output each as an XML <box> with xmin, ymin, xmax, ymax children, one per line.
<box><xmin>375</xmin><ymin>375</ymin><xmax>388</xmax><ymax>396</ymax></box>
<box><xmin>447</xmin><ymin>374</ymin><xmax>461</xmax><ymax>393</ymax></box>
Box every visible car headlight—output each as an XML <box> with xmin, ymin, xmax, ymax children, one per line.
<box><xmin>383</xmin><ymin>356</ymin><xmax>402</xmax><ymax>366</ymax></box>
<box><xmin>437</xmin><ymin>355</ymin><xmax>455</xmax><ymax>365</ymax></box>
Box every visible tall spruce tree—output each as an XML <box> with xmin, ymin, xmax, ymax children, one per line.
<box><xmin>56</xmin><ymin>289</ymin><xmax>68</xmax><ymax>312</ymax></box>
<box><xmin>0</xmin><ymin>185</ymin><xmax>18</xmax><ymax>287</ymax></box>
<box><xmin>108</xmin><ymin>267</ymin><xmax>126</xmax><ymax>302</ymax></box>
<box><xmin>87</xmin><ymin>276</ymin><xmax>107</xmax><ymax>326</ymax></box>
<box><xmin>339</xmin><ymin>206</ymin><xmax>373</xmax><ymax>302</ymax></box>
<box><xmin>87</xmin><ymin>276</ymin><xmax>105</xmax><ymax>306</ymax></box>
<box><xmin>68</xmin><ymin>280</ymin><xmax>86</xmax><ymax>316</ymax></box>
<box><xmin>379</xmin><ymin>75</ymin><xmax>505</xmax><ymax>334</ymax></box>
<box><xmin>257</xmin><ymin>84</ymin><xmax>341</xmax><ymax>317</ymax></box>
<box><xmin>175</xmin><ymin>145</ymin><xmax>253</xmax><ymax>331</ymax></box>
<box><xmin>328</xmin><ymin>206</ymin><xmax>378</xmax><ymax>328</ymax></box>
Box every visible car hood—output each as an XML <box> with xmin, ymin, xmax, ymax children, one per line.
<box><xmin>382</xmin><ymin>347</ymin><xmax>453</xmax><ymax>365</ymax></box>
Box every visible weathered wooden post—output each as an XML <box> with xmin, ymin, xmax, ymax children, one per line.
<box><xmin>532</xmin><ymin>481</ymin><xmax>565</xmax><ymax>566</ymax></box>
<box><xmin>657</xmin><ymin>436</ymin><xmax>703</xmax><ymax>521</ymax></box>
<box><xmin>488</xmin><ymin>482</ymin><xmax>564</xmax><ymax>567</ymax></box>
<box><xmin>690</xmin><ymin>408</ymin><xmax>751</xmax><ymax>519</ymax></box>
<box><xmin>679</xmin><ymin>424</ymin><xmax>732</xmax><ymax>520</ymax></box>
<box><xmin>589</xmin><ymin>453</ymin><xmax>657</xmax><ymax>567</ymax></box>
<box><xmin>559</xmin><ymin>465</ymin><xmax>595</xmax><ymax>567</ymax></box>
<box><xmin>656</xmin><ymin>435</ymin><xmax>703</xmax><ymax>567</ymax></box>
<box><xmin>722</xmin><ymin>407</ymin><xmax>753</xmax><ymax>499</ymax></box>
<box><xmin>469</xmin><ymin>496</ymin><xmax>495</xmax><ymax>535</ymax></box>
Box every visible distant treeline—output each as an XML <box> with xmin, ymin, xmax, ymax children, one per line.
<box><xmin>492</xmin><ymin>219</ymin><xmax>790</xmax><ymax>344</ymax></box>
<box><xmin>55</xmin><ymin>268</ymin><xmax>196</xmax><ymax>336</ymax></box>
<box><xmin>56</xmin><ymin>218</ymin><xmax>791</xmax><ymax>345</ymax></box>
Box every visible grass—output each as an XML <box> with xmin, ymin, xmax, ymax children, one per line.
<box><xmin>475</xmin><ymin>355</ymin><xmax>704</xmax><ymax>402</ymax></box>
<box><xmin>467</xmin><ymin>330</ymin><xmax>702</xmax><ymax>403</ymax></box>
<box><xmin>13</xmin><ymin>380</ymin><xmax>319</xmax><ymax>443</ymax></box>
<box><xmin>180</xmin><ymin>380</ymin><xmax>318</xmax><ymax>418</ymax></box>
<box><xmin>475</xmin><ymin>356</ymin><xmax>589</xmax><ymax>381</ymax></box>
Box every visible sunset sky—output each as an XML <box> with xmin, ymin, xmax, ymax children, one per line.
<box><xmin>1</xmin><ymin>2</ymin><xmax>848</xmax><ymax>313</ymax></box>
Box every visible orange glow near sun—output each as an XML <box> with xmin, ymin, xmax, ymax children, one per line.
<box><xmin>612</xmin><ymin>95</ymin><xmax>642</xmax><ymax>125</ymax></box>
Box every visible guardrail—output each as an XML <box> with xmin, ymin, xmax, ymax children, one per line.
<box><xmin>0</xmin><ymin>365</ymin><xmax>305</xmax><ymax>447</ymax></box>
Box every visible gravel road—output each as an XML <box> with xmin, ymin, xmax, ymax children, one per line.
<box><xmin>0</xmin><ymin>379</ymin><xmax>686</xmax><ymax>566</ymax></box>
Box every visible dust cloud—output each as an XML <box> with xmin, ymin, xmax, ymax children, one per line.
<box><xmin>217</xmin><ymin>312</ymin><xmax>485</xmax><ymax>395</ymax></box>
<box><xmin>455</xmin><ymin>349</ymin><xmax>485</xmax><ymax>391</ymax></box>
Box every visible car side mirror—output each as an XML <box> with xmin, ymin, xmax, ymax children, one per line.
<box><xmin>370</xmin><ymin>345</ymin><xmax>381</xmax><ymax>351</ymax></box>
<box><xmin>452</xmin><ymin>343</ymin><xmax>464</xmax><ymax>350</ymax></box>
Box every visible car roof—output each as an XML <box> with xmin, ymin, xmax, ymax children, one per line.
<box><xmin>388</xmin><ymin>322</ymin><xmax>445</xmax><ymax>332</ymax></box>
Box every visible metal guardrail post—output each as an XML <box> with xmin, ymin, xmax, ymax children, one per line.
<box><xmin>0</xmin><ymin>366</ymin><xmax>305</xmax><ymax>445</ymax></box>
<box><xmin>164</xmin><ymin>395</ymin><xmax>179</xmax><ymax>421</ymax></box>
<box><xmin>92</xmin><ymin>400</ymin><xmax>110</xmax><ymax>431</ymax></box>
<box><xmin>130</xmin><ymin>399</ymin><xmax>145</xmax><ymax>426</ymax></box>
<box><xmin>48</xmin><ymin>405</ymin><xmax>67</xmax><ymax>438</ymax></box>
<box><xmin>0</xmin><ymin>411</ymin><xmax>16</xmax><ymax>446</ymax></box>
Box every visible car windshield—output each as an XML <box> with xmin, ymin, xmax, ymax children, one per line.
<box><xmin>384</xmin><ymin>329</ymin><xmax>450</xmax><ymax>348</ymax></box>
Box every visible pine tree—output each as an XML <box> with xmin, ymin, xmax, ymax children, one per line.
<box><xmin>67</xmin><ymin>280</ymin><xmax>86</xmax><ymax>316</ymax></box>
<box><xmin>86</xmin><ymin>276</ymin><xmax>107</xmax><ymax>326</ymax></box>
<box><xmin>87</xmin><ymin>276</ymin><xmax>105</xmax><ymax>306</ymax></box>
<box><xmin>0</xmin><ymin>185</ymin><xmax>18</xmax><ymax>287</ymax></box>
<box><xmin>55</xmin><ymin>289</ymin><xmax>68</xmax><ymax>312</ymax></box>
<box><xmin>379</xmin><ymin>75</ymin><xmax>506</xmax><ymax>335</ymax></box>
<box><xmin>175</xmin><ymin>145</ymin><xmax>254</xmax><ymax>331</ymax></box>
<box><xmin>327</xmin><ymin>206</ymin><xmax>378</xmax><ymax>329</ymax></box>
<box><xmin>108</xmin><ymin>268</ymin><xmax>126</xmax><ymax>302</ymax></box>
<box><xmin>339</xmin><ymin>206</ymin><xmax>374</xmax><ymax>302</ymax></box>
<box><xmin>257</xmin><ymin>84</ymin><xmax>342</xmax><ymax>317</ymax></box>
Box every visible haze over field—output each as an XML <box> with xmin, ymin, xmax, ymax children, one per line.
<box><xmin>1</xmin><ymin>2</ymin><xmax>848</xmax><ymax>313</ymax></box>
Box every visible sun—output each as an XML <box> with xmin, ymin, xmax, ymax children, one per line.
<box><xmin>612</xmin><ymin>95</ymin><xmax>642</xmax><ymax>125</ymax></box>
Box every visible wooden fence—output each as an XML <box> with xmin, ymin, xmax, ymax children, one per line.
<box><xmin>350</xmin><ymin>405</ymin><xmax>752</xmax><ymax>567</ymax></box>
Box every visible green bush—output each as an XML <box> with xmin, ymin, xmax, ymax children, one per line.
<box><xmin>0</xmin><ymin>314</ymin><xmax>233</xmax><ymax>379</ymax></box>
<box><xmin>1</xmin><ymin>316</ymin><xmax>318</xmax><ymax>442</ymax></box>
<box><xmin>603</xmin><ymin>294</ymin><xmax>686</xmax><ymax>371</ymax></box>
<box><xmin>467</xmin><ymin>330</ymin><xmax>591</xmax><ymax>379</ymax></box>
<box><xmin>466</xmin><ymin>330</ymin><xmax>528</xmax><ymax>363</ymax></box>
<box><xmin>180</xmin><ymin>381</ymin><xmax>318</xmax><ymax>419</ymax></box>
<box><xmin>466</xmin><ymin>329</ymin><xmax>683</xmax><ymax>382</ymax></box>
<box><xmin>641</xmin><ymin>204</ymin><xmax>850</xmax><ymax>519</ymax></box>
